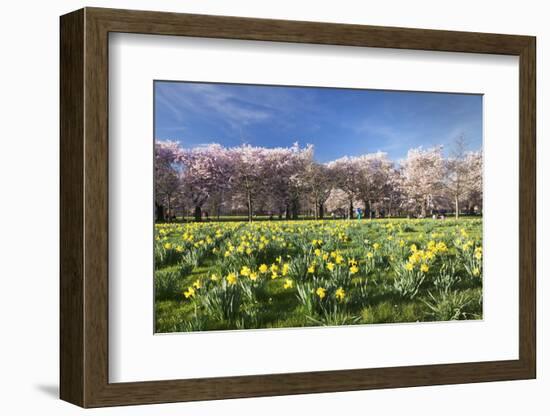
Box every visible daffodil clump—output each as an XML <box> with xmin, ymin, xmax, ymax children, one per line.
<box><xmin>155</xmin><ymin>217</ymin><xmax>483</xmax><ymax>332</ymax></box>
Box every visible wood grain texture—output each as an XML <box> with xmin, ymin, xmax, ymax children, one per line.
<box><xmin>59</xmin><ymin>8</ymin><xmax>84</xmax><ymax>407</ymax></box>
<box><xmin>59</xmin><ymin>7</ymin><xmax>537</xmax><ymax>408</ymax></box>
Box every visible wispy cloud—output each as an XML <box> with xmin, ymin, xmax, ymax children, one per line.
<box><xmin>156</xmin><ymin>83</ymin><xmax>274</xmax><ymax>130</ymax></box>
<box><xmin>154</xmin><ymin>81</ymin><xmax>482</xmax><ymax>161</ymax></box>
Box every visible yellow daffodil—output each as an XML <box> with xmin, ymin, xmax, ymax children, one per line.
<box><xmin>316</xmin><ymin>287</ymin><xmax>326</xmax><ymax>299</ymax></box>
<box><xmin>183</xmin><ymin>287</ymin><xmax>195</xmax><ymax>298</ymax></box>
<box><xmin>226</xmin><ymin>273</ymin><xmax>237</xmax><ymax>285</ymax></box>
<box><xmin>282</xmin><ymin>263</ymin><xmax>290</xmax><ymax>276</ymax></box>
<box><xmin>335</xmin><ymin>287</ymin><xmax>346</xmax><ymax>301</ymax></box>
<box><xmin>283</xmin><ymin>279</ymin><xmax>293</xmax><ymax>289</ymax></box>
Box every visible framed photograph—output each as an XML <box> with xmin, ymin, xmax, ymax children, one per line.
<box><xmin>60</xmin><ymin>7</ymin><xmax>536</xmax><ymax>408</ymax></box>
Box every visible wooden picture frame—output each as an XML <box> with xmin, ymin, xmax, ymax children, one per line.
<box><xmin>60</xmin><ymin>7</ymin><xmax>536</xmax><ymax>408</ymax></box>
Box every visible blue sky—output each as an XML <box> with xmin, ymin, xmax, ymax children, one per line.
<box><xmin>154</xmin><ymin>81</ymin><xmax>482</xmax><ymax>162</ymax></box>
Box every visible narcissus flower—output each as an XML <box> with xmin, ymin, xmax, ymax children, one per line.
<box><xmin>226</xmin><ymin>273</ymin><xmax>237</xmax><ymax>285</ymax></box>
<box><xmin>183</xmin><ymin>287</ymin><xmax>195</xmax><ymax>298</ymax></box>
<box><xmin>259</xmin><ymin>264</ymin><xmax>268</xmax><ymax>273</ymax></box>
<box><xmin>283</xmin><ymin>279</ymin><xmax>293</xmax><ymax>289</ymax></box>
<box><xmin>420</xmin><ymin>264</ymin><xmax>429</xmax><ymax>273</ymax></box>
<box><xmin>350</xmin><ymin>265</ymin><xmax>359</xmax><ymax>274</ymax></box>
<box><xmin>282</xmin><ymin>263</ymin><xmax>290</xmax><ymax>276</ymax></box>
<box><xmin>335</xmin><ymin>287</ymin><xmax>346</xmax><ymax>301</ymax></box>
<box><xmin>316</xmin><ymin>287</ymin><xmax>326</xmax><ymax>299</ymax></box>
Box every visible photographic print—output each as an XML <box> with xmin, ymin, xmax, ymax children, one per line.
<box><xmin>154</xmin><ymin>81</ymin><xmax>483</xmax><ymax>333</ymax></box>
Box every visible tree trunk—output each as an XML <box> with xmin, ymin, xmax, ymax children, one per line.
<box><xmin>319</xmin><ymin>203</ymin><xmax>324</xmax><ymax>219</ymax></box>
<box><xmin>285</xmin><ymin>203</ymin><xmax>291</xmax><ymax>220</ymax></box>
<box><xmin>155</xmin><ymin>203</ymin><xmax>165</xmax><ymax>222</ymax></box>
<box><xmin>454</xmin><ymin>195</ymin><xmax>459</xmax><ymax>219</ymax></box>
<box><xmin>247</xmin><ymin>192</ymin><xmax>253</xmax><ymax>222</ymax></box>
<box><xmin>291</xmin><ymin>199</ymin><xmax>299</xmax><ymax>220</ymax></box>
<box><xmin>421</xmin><ymin>198</ymin><xmax>427</xmax><ymax>218</ymax></box>
<box><xmin>194</xmin><ymin>205</ymin><xmax>202</xmax><ymax>222</ymax></box>
<box><xmin>349</xmin><ymin>199</ymin><xmax>354</xmax><ymax>219</ymax></box>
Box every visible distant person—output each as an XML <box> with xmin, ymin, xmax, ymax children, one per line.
<box><xmin>356</xmin><ymin>207</ymin><xmax>363</xmax><ymax>220</ymax></box>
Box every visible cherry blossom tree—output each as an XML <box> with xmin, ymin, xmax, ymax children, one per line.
<box><xmin>384</xmin><ymin>167</ymin><xmax>405</xmax><ymax>217</ymax></box>
<box><xmin>463</xmin><ymin>150</ymin><xmax>483</xmax><ymax>214</ymax></box>
<box><xmin>400</xmin><ymin>146</ymin><xmax>445</xmax><ymax>217</ymax></box>
<box><xmin>326</xmin><ymin>157</ymin><xmax>362</xmax><ymax>218</ymax></box>
<box><xmin>180</xmin><ymin>144</ymin><xmax>233</xmax><ymax>221</ymax></box>
<box><xmin>302</xmin><ymin>161</ymin><xmax>333</xmax><ymax>219</ymax></box>
<box><xmin>355</xmin><ymin>152</ymin><xmax>394</xmax><ymax>218</ymax></box>
<box><xmin>155</xmin><ymin>140</ymin><xmax>184</xmax><ymax>221</ymax></box>
<box><xmin>442</xmin><ymin>136</ymin><xmax>484</xmax><ymax>218</ymax></box>
<box><xmin>155</xmin><ymin>139</ymin><xmax>482</xmax><ymax>222</ymax></box>
<box><xmin>228</xmin><ymin>145</ymin><xmax>269</xmax><ymax>222</ymax></box>
<box><xmin>263</xmin><ymin>143</ymin><xmax>311</xmax><ymax>219</ymax></box>
<box><xmin>324</xmin><ymin>188</ymin><xmax>354</xmax><ymax>218</ymax></box>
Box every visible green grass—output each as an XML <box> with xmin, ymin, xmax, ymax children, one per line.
<box><xmin>154</xmin><ymin>217</ymin><xmax>483</xmax><ymax>332</ymax></box>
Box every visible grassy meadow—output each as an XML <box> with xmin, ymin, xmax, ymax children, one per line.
<box><xmin>154</xmin><ymin>217</ymin><xmax>482</xmax><ymax>333</ymax></box>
